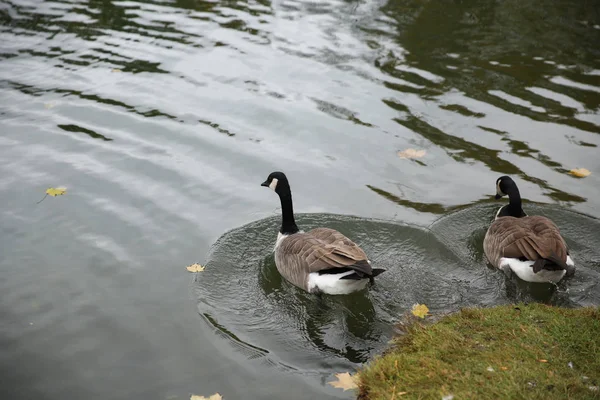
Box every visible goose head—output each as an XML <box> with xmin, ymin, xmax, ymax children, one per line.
<box><xmin>493</xmin><ymin>175</ymin><xmax>527</xmax><ymax>219</ymax></box>
<box><xmin>495</xmin><ymin>175</ymin><xmax>516</xmax><ymax>200</ymax></box>
<box><xmin>261</xmin><ymin>171</ymin><xmax>291</xmax><ymax>196</ymax></box>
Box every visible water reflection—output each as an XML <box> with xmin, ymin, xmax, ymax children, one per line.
<box><xmin>1</xmin><ymin>0</ymin><xmax>599</xmax><ymax>398</ymax></box>
<box><xmin>367</xmin><ymin>0</ymin><xmax>600</xmax><ymax>210</ymax></box>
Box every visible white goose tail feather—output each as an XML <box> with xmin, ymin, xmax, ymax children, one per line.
<box><xmin>499</xmin><ymin>257</ymin><xmax>566</xmax><ymax>283</ymax></box>
<box><xmin>307</xmin><ymin>271</ymin><xmax>369</xmax><ymax>295</ymax></box>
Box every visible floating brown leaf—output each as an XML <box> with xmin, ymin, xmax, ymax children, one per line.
<box><xmin>569</xmin><ymin>168</ymin><xmax>591</xmax><ymax>178</ymax></box>
<box><xmin>328</xmin><ymin>372</ymin><xmax>358</xmax><ymax>391</ymax></box>
<box><xmin>186</xmin><ymin>263</ymin><xmax>205</xmax><ymax>272</ymax></box>
<box><xmin>397</xmin><ymin>148</ymin><xmax>426</xmax><ymax>159</ymax></box>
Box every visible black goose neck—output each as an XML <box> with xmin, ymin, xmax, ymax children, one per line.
<box><xmin>505</xmin><ymin>184</ymin><xmax>526</xmax><ymax>218</ymax></box>
<box><xmin>278</xmin><ymin>188</ymin><xmax>299</xmax><ymax>235</ymax></box>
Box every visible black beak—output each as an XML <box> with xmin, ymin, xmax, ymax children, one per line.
<box><xmin>495</xmin><ymin>194</ymin><xmax>502</xmax><ymax>200</ymax></box>
<box><xmin>261</xmin><ymin>180</ymin><xmax>269</xmax><ymax>187</ymax></box>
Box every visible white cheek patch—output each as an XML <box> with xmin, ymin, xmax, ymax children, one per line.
<box><xmin>496</xmin><ymin>181</ymin><xmax>503</xmax><ymax>196</ymax></box>
<box><xmin>269</xmin><ymin>178</ymin><xmax>278</xmax><ymax>191</ymax></box>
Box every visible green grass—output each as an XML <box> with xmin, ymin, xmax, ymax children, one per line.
<box><xmin>358</xmin><ymin>304</ymin><xmax>600</xmax><ymax>400</ymax></box>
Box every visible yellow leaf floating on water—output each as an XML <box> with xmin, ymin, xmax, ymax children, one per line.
<box><xmin>569</xmin><ymin>168</ymin><xmax>591</xmax><ymax>178</ymax></box>
<box><xmin>328</xmin><ymin>372</ymin><xmax>358</xmax><ymax>391</ymax></box>
<box><xmin>397</xmin><ymin>148</ymin><xmax>426</xmax><ymax>159</ymax></box>
<box><xmin>111</xmin><ymin>68</ymin><xmax>123</xmax><ymax>73</ymax></box>
<box><xmin>46</xmin><ymin>187</ymin><xmax>66</xmax><ymax>197</ymax></box>
<box><xmin>37</xmin><ymin>187</ymin><xmax>67</xmax><ymax>204</ymax></box>
<box><xmin>186</xmin><ymin>263</ymin><xmax>205</xmax><ymax>272</ymax></box>
<box><xmin>411</xmin><ymin>303</ymin><xmax>429</xmax><ymax>319</ymax></box>
<box><xmin>190</xmin><ymin>394</ymin><xmax>222</xmax><ymax>400</ymax></box>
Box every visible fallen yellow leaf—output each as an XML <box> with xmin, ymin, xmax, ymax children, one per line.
<box><xmin>411</xmin><ymin>303</ymin><xmax>429</xmax><ymax>319</ymax></box>
<box><xmin>501</xmin><ymin>366</ymin><xmax>509</xmax><ymax>371</ymax></box>
<box><xmin>397</xmin><ymin>148</ymin><xmax>426</xmax><ymax>159</ymax></box>
<box><xmin>569</xmin><ymin>168</ymin><xmax>591</xmax><ymax>178</ymax></box>
<box><xmin>328</xmin><ymin>372</ymin><xmax>357</xmax><ymax>391</ymax></box>
<box><xmin>186</xmin><ymin>263</ymin><xmax>205</xmax><ymax>272</ymax></box>
<box><xmin>539</xmin><ymin>359</ymin><xmax>548</xmax><ymax>363</ymax></box>
<box><xmin>190</xmin><ymin>394</ymin><xmax>222</xmax><ymax>400</ymax></box>
<box><xmin>46</xmin><ymin>187</ymin><xmax>66</xmax><ymax>197</ymax></box>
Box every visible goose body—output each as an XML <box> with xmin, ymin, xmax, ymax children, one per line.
<box><xmin>262</xmin><ymin>172</ymin><xmax>385</xmax><ymax>294</ymax></box>
<box><xmin>483</xmin><ymin>176</ymin><xmax>575</xmax><ymax>283</ymax></box>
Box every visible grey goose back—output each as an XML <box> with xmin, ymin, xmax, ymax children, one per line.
<box><xmin>261</xmin><ymin>171</ymin><xmax>385</xmax><ymax>294</ymax></box>
<box><xmin>483</xmin><ymin>176</ymin><xmax>575</xmax><ymax>283</ymax></box>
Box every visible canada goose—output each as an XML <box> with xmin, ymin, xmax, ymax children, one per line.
<box><xmin>260</xmin><ymin>171</ymin><xmax>385</xmax><ymax>294</ymax></box>
<box><xmin>483</xmin><ymin>176</ymin><xmax>575</xmax><ymax>283</ymax></box>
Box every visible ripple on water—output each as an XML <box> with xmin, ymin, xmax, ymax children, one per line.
<box><xmin>194</xmin><ymin>206</ymin><xmax>600</xmax><ymax>375</ymax></box>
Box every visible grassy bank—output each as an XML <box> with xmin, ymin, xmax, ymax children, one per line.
<box><xmin>358</xmin><ymin>304</ymin><xmax>600</xmax><ymax>400</ymax></box>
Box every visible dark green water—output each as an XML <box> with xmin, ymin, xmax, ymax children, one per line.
<box><xmin>1</xmin><ymin>0</ymin><xmax>599</xmax><ymax>399</ymax></box>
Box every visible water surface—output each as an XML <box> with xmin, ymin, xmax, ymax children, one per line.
<box><xmin>1</xmin><ymin>0</ymin><xmax>599</xmax><ymax>399</ymax></box>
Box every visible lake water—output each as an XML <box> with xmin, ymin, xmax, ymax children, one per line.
<box><xmin>1</xmin><ymin>0</ymin><xmax>599</xmax><ymax>399</ymax></box>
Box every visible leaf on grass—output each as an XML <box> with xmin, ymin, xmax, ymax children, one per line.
<box><xmin>328</xmin><ymin>372</ymin><xmax>358</xmax><ymax>391</ymax></box>
<box><xmin>46</xmin><ymin>187</ymin><xmax>66</xmax><ymax>197</ymax></box>
<box><xmin>186</xmin><ymin>263</ymin><xmax>205</xmax><ymax>272</ymax></box>
<box><xmin>539</xmin><ymin>359</ymin><xmax>548</xmax><ymax>363</ymax></box>
<box><xmin>190</xmin><ymin>394</ymin><xmax>222</xmax><ymax>400</ymax></box>
<box><xmin>411</xmin><ymin>303</ymin><xmax>429</xmax><ymax>319</ymax></box>
<box><xmin>501</xmin><ymin>366</ymin><xmax>509</xmax><ymax>371</ymax></box>
<box><xmin>569</xmin><ymin>168</ymin><xmax>591</xmax><ymax>178</ymax></box>
<box><xmin>397</xmin><ymin>148</ymin><xmax>426</xmax><ymax>159</ymax></box>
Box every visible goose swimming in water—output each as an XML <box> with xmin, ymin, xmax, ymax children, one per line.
<box><xmin>261</xmin><ymin>171</ymin><xmax>385</xmax><ymax>294</ymax></box>
<box><xmin>483</xmin><ymin>176</ymin><xmax>575</xmax><ymax>283</ymax></box>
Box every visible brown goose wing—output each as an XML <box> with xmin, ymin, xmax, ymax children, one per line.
<box><xmin>308</xmin><ymin>227</ymin><xmax>369</xmax><ymax>262</ymax></box>
<box><xmin>488</xmin><ymin>216</ymin><xmax>568</xmax><ymax>263</ymax></box>
<box><xmin>278</xmin><ymin>230</ymin><xmax>371</xmax><ymax>274</ymax></box>
<box><xmin>275</xmin><ymin>233</ymin><xmax>369</xmax><ymax>290</ymax></box>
